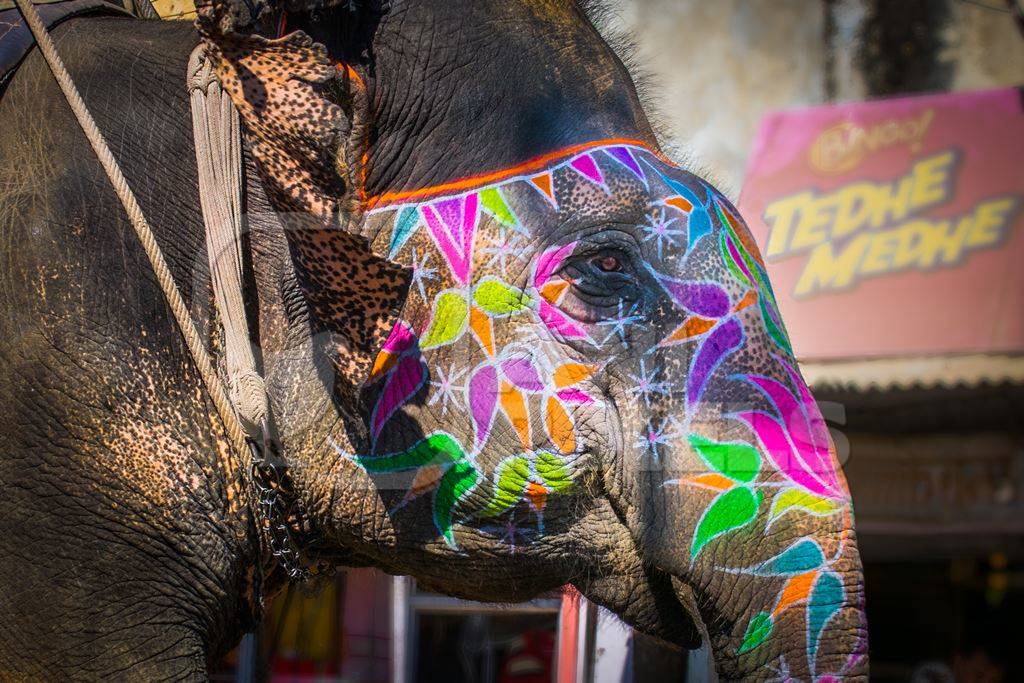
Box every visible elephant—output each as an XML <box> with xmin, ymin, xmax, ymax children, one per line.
<box><xmin>0</xmin><ymin>0</ymin><xmax>868</xmax><ymax>679</ymax></box>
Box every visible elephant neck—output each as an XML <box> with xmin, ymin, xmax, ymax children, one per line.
<box><xmin>339</xmin><ymin>0</ymin><xmax>657</xmax><ymax>208</ymax></box>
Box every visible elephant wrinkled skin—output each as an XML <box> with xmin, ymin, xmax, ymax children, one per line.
<box><xmin>0</xmin><ymin>0</ymin><xmax>867</xmax><ymax>679</ymax></box>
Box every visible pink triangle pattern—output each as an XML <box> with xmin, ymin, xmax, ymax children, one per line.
<box><xmin>421</xmin><ymin>193</ymin><xmax>480</xmax><ymax>285</ymax></box>
<box><xmin>569</xmin><ymin>153</ymin><xmax>605</xmax><ymax>186</ymax></box>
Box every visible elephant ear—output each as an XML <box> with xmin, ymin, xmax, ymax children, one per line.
<box><xmin>195</xmin><ymin>0</ymin><xmax>412</xmax><ymax>387</ymax></box>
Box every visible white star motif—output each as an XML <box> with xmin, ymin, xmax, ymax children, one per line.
<box><xmin>634</xmin><ymin>417</ymin><xmax>683</xmax><ymax>462</ymax></box>
<box><xmin>409</xmin><ymin>248</ymin><xmax>438</xmax><ymax>301</ymax></box>
<box><xmin>480</xmin><ymin>231</ymin><xmax>527</xmax><ymax>277</ymax></box>
<box><xmin>597</xmin><ymin>300</ymin><xmax>645</xmax><ymax>347</ymax></box>
<box><xmin>626</xmin><ymin>358</ymin><xmax>672</xmax><ymax>408</ymax></box>
<box><xmin>428</xmin><ymin>364</ymin><xmax>468</xmax><ymax>415</ymax></box>
<box><xmin>641</xmin><ymin>207</ymin><xmax>685</xmax><ymax>259</ymax></box>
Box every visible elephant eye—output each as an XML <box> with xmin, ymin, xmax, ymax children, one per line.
<box><xmin>556</xmin><ymin>248</ymin><xmax>641</xmax><ymax>324</ymax></box>
<box><xmin>593</xmin><ymin>254</ymin><xmax>623</xmax><ymax>273</ymax></box>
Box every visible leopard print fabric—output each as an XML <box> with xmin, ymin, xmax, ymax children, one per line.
<box><xmin>195</xmin><ymin>4</ymin><xmax>411</xmax><ymax>385</ymax></box>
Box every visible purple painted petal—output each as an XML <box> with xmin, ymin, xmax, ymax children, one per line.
<box><xmin>687</xmin><ymin>317</ymin><xmax>743</xmax><ymax>406</ymax></box>
<box><xmin>468</xmin><ymin>365</ymin><xmax>500</xmax><ymax>449</ymax></box>
<box><xmin>556</xmin><ymin>388</ymin><xmax>594</xmax><ymax>404</ymax></box>
<box><xmin>539</xmin><ymin>300</ymin><xmax>589</xmax><ymax>341</ymax></box>
<box><xmin>734</xmin><ymin>411</ymin><xmax>841</xmax><ymax>499</ymax></box>
<box><xmin>605</xmin><ymin>146</ymin><xmax>646</xmax><ymax>183</ymax></box>
<box><xmin>658</xmin><ymin>276</ymin><xmax>731</xmax><ymax>318</ymax></box>
<box><xmin>371</xmin><ymin>356</ymin><xmax>427</xmax><ymax>438</ymax></box>
<box><xmin>534</xmin><ymin>242</ymin><xmax>578</xmax><ymax>287</ymax></box>
<box><xmin>501</xmin><ymin>357</ymin><xmax>545</xmax><ymax>392</ymax></box>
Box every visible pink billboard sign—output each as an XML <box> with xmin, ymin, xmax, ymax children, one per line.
<box><xmin>738</xmin><ymin>88</ymin><xmax>1024</xmax><ymax>360</ymax></box>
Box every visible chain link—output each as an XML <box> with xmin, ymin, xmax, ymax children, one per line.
<box><xmin>247</xmin><ymin>422</ymin><xmax>312</xmax><ymax>583</ymax></box>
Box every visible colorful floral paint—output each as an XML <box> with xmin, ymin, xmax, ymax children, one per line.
<box><xmin>348</xmin><ymin>139</ymin><xmax>860</xmax><ymax>680</ymax></box>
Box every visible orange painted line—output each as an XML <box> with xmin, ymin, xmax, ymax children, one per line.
<box><xmin>365</xmin><ymin>137</ymin><xmax>663</xmax><ymax>209</ymax></box>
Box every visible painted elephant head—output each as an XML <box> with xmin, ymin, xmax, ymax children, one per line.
<box><xmin>197</xmin><ymin>0</ymin><xmax>867</xmax><ymax>679</ymax></box>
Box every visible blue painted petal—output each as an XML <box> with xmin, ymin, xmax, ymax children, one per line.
<box><xmin>807</xmin><ymin>572</ymin><xmax>844</xmax><ymax>664</ymax></box>
<box><xmin>761</xmin><ymin>539</ymin><xmax>824</xmax><ymax>575</ymax></box>
<box><xmin>660</xmin><ymin>173</ymin><xmax>713</xmax><ymax>246</ymax></box>
<box><xmin>389</xmin><ymin>206</ymin><xmax>422</xmax><ymax>258</ymax></box>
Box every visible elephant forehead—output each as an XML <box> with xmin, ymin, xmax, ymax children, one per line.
<box><xmin>365</xmin><ymin>139</ymin><xmax>717</xmax><ymax>265</ymax></box>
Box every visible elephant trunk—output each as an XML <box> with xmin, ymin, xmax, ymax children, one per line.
<box><xmin>617</xmin><ymin>352</ymin><xmax>869</xmax><ymax>679</ymax></box>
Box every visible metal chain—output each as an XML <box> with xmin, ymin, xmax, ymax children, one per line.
<box><xmin>249</xmin><ymin>420</ymin><xmax>311</xmax><ymax>582</ymax></box>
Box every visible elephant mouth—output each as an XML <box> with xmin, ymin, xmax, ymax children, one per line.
<box><xmin>639</xmin><ymin>565</ymin><xmax>704</xmax><ymax>650</ymax></box>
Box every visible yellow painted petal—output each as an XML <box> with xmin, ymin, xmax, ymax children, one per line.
<box><xmin>769</xmin><ymin>489</ymin><xmax>839</xmax><ymax>521</ymax></box>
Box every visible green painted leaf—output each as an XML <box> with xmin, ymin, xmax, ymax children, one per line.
<box><xmin>738</xmin><ymin>612</ymin><xmax>773</xmax><ymax>654</ymax></box>
<box><xmin>719</xmin><ymin>230</ymin><xmax>751</xmax><ymax>287</ymax></box>
<box><xmin>478</xmin><ymin>456</ymin><xmax>530</xmax><ymax>518</ymax></box>
<box><xmin>434</xmin><ymin>461</ymin><xmax>480</xmax><ymax>546</ymax></box>
<box><xmin>479</xmin><ymin>187</ymin><xmax>517</xmax><ymax>227</ymax></box>
<box><xmin>421</xmin><ymin>291</ymin><xmax>469</xmax><ymax>349</ymax></box>
<box><xmin>689</xmin><ymin>434</ymin><xmax>761</xmax><ymax>483</ymax></box>
<box><xmin>769</xmin><ymin>489</ymin><xmax>839</xmax><ymax>521</ymax></box>
<box><xmin>473</xmin><ymin>278</ymin><xmax>533</xmax><ymax>316</ymax></box>
<box><xmin>691</xmin><ymin>487</ymin><xmax>762</xmax><ymax>561</ymax></box>
<box><xmin>355</xmin><ymin>433</ymin><xmax>465</xmax><ymax>473</ymax></box>
<box><xmin>759</xmin><ymin>296</ymin><xmax>793</xmax><ymax>355</ymax></box>
<box><xmin>536</xmin><ymin>451</ymin><xmax>574</xmax><ymax>493</ymax></box>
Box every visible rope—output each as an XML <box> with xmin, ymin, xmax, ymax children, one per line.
<box><xmin>188</xmin><ymin>46</ymin><xmax>269</xmax><ymax>437</ymax></box>
<box><xmin>14</xmin><ymin>0</ymin><xmax>254</xmax><ymax>498</ymax></box>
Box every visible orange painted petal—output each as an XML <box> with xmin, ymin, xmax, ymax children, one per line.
<box><xmin>540</xmin><ymin>281</ymin><xmax>570</xmax><ymax>304</ymax></box>
<box><xmin>661</xmin><ymin>316</ymin><xmax>717</xmax><ymax>345</ymax></box>
<box><xmin>525</xmin><ymin>481</ymin><xmax>548</xmax><ymax>513</ymax></box>
<box><xmin>545</xmin><ymin>396</ymin><xmax>576</xmax><ymax>454</ymax></box>
<box><xmin>733</xmin><ymin>289</ymin><xmax>758</xmax><ymax>313</ymax></box>
<box><xmin>681</xmin><ymin>473</ymin><xmax>734</xmax><ymax>492</ymax></box>
<box><xmin>469</xmin><ymin>306</ymin><xmax>495</xmax><ymax>356</ymax></box>
<box><xmin>530</xmin><ymin>173</ymin><xmax>555</xmax><ymax>202</ymax></box>
<box><xmin>773</xmin><ymin>570</ymin><xmax>817</xmax><ymax>616</ymax></box>
<box><xmin>665</xmin><ymin>196</ymin><xmax>694</xmax><ymax>213</ymax></box>
<box><xmin>500</xmin><ymin>381</ymin><xmax>531</xmax><ymax>450</ymax></box>
<box><xmin>369</xmin><ymin>351</ymin><xmax>397</xmax><ymax>383</ymax></box>
<box><xmin>554</xmin><ymin>363</ymin><xmax>598</xmax><ymax>388</ymax></box>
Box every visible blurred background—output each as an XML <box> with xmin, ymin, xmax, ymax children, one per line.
<box><xmin>181</xmin><ymin>1</ymin><xmax>1023</xmax><ymax>681</ymax></box>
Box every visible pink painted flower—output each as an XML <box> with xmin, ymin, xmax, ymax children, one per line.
<box><xmin>732</xmin><ymin>356</ymin><xmax>847</xmax><ymax>500</ymax></box>
<box><xmin>531</xmin><ymin>242</ymin><xmax>593</xmax><ymax>344</ymax></box>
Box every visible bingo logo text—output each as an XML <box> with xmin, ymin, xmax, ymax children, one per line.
<box><xmin>762</xmin><ymin>150</ymin><xmax>1019</xmax><ymax>297</ymax></box>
